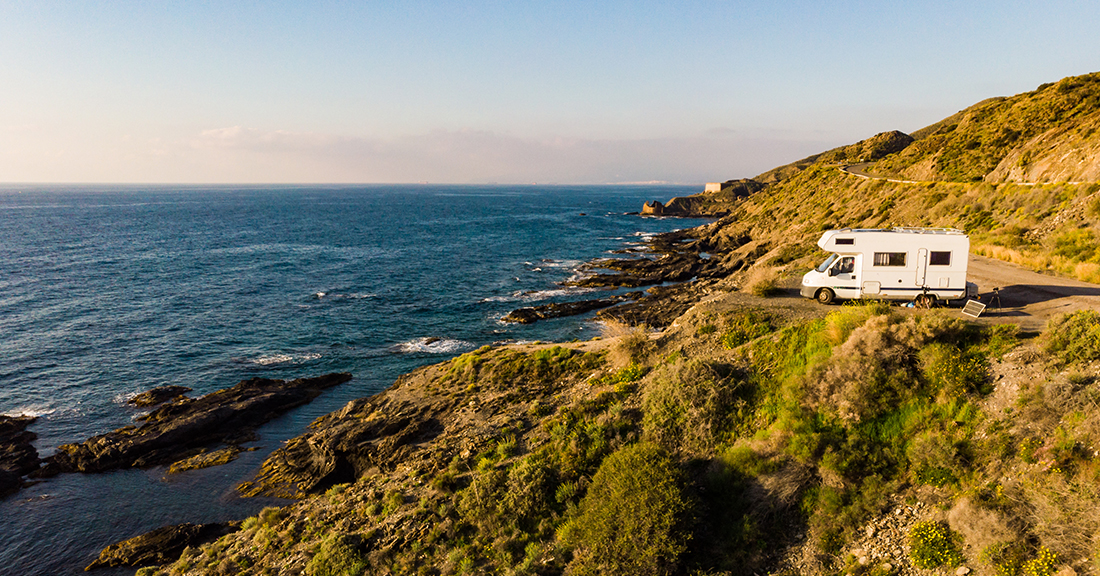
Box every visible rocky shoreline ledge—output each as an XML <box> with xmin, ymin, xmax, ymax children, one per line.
<box><xmin>0</xmin><ymin>415</ymin><xmax>40</xmax><ymax>497</ymax></box>
<box><xmin>501</xmin><ymin>220</ymin><xmax>771</xmax><ymax>328</ymax></box>
<box><xmin>0</xmin><ymin>373</ymin><xmax>353</xmax><ymax>497</ymax></box>
<box><xmin>38</xmin><ymin>373</ymin><xmax>352</xmax><ymax>477</ymax></box>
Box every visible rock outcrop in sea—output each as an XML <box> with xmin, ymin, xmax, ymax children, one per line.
<box><xmin>0</xmin><ymin>415</ymin><xmax>40</xmax><ymax>497</ymax></box>
<box><xmin>85</xmin><ymin>521</ymin><xmax>240</xmax><ymax>571</ymax></box>
<box><xmin>35</xmin><ymin>373</ymin><xmax>353</xmax><ymax>477</ymax></box>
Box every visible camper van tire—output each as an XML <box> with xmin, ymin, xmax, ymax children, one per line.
<box><xmin>816</xmin><ymin>288</ymin><xmax>835</xmax><ymax>305</ymax></box>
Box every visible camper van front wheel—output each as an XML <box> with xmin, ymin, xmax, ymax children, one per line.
<box><xmin>816</xmin><ymin>288</ymin><xmax>835</xmax><ymax>305</ymax></box>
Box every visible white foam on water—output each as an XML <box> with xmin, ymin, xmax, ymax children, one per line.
<box><xmin>2</xmin><ymin>405</ymin><xmax>57</xmax><ymax>418</ymax></box>
<box><xmin>312</xmin><ymin>291</ymin><xmax>377</xmax><ymax>300</ymax></box>
<box><xmin>391</xmin><ymin>337</ymin><xmax>475</xmax><ymax>354</ymax></box>
<box><xmin>479</xmin><ymin>286</ymin><xmax>597</xmax><ymax>303</ymax></box>
<box><xmin>236</xmin><ymin>352</ymin><xmax>323</xmax><ymax>366</ymax></box>
<box><xmin>112</xmin><ymin>391</ymin><xmax>140</xmax><ymax>404</ymax></box>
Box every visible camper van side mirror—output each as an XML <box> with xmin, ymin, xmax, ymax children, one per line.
<box><xmin>828</xmin><ymin>268</ymin><xmax>838</xmax><ymax>277</ymax></box>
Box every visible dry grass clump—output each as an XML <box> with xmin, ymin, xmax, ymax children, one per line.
<box><xmin>601</xmin><ymin>318</ymin><xmax>654</xmax><ymax>368</ymax></box>
<box><xmin>641</xmin><ymin>359</ymin><xmax>740</xmax><ymax>454</ymax></box>
<box><xmin>946</xmin><ymin>497</ymin><xmax>1020</xmax><ymax>561</ymax></box>
<box><xmin>803</xmin><ymin>311</ymin><xmax>966</xmax><ymax>422</ymax></box>
<box><xmin>744</xmin><ymin>266</ymin><xmax>782</xmax><ymax>297</ymax></box>
<box><xmin>1018</xmin><ymin>475</ymin><xmax>1100</xmax><ymax>568</ymax></box>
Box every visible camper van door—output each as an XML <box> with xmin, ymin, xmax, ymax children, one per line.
<box><xmin>832</xmin><ymin>255</ymin><xmax>860</xmax><ymax>299</ymax></box>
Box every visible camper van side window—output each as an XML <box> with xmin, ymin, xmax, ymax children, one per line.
<box><xmin>835</xmin><ymin>238</ymin><xmax>854</xmax><ymax>245</ymax></box>
<box><xmin>873</xmin><ymin>252</ymin><xmax>907</xmax><ymax>267</ymax></box>
<box><xmin>929</xmin><ymin>251</ymin><xmax>951</xmax><ymax>265</ymax></box>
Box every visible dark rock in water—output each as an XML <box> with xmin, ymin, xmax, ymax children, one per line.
<box><xmin>85</xmin><ymin>521</ymin><xmax>240</xmax><ymax>570</ymax></box>
<box><xmin>0</xmin><ymin>415</ymin><xmax>40</xmax><ymax>497</ymax></box>
<box><xmin>35</xmin><ymin>373</ymin><xmax>353</xmax><ymax>476</ymax></box>
<box><xmin>128</xmin><ymin>385</ymin><xmax>193</xmax><ymax>407</ymax></box>
<box><xmin>501</xmin><ymin>292</ymin><xmax>643</xmax><ymax>324</ymax></box>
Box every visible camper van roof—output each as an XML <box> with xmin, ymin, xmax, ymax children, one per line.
<box><xmin>832</xmin><ymin>227</ymin><xmax>965</xmax><ymax>235</ymax></box>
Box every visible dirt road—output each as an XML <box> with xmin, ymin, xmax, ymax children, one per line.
<box><xmin>965</xmin><ymin>254</ymin><xmax>1100</xmax><ymax>332</ymax></box>
<box><xmin>757</xmin><ymin>254</ymin><xmax>1100</xmax><ymax>333</ymax></box>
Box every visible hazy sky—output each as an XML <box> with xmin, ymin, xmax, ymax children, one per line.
<box><xmin>2</xmin><ymin>1</ymin><xmax>1098</xmax><ymax>184</ymax></box>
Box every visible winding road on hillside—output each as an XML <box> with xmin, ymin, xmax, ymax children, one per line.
<box><xmin>840</xmin><ymin>162</ymin><xmax>923</xmax><ymax>184</ymax></box>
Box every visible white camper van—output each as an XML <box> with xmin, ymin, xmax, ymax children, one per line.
<box><xmin>800</xmin><ymin>227</ymin><xmax>977</xmax><ymax>305</ymax></box>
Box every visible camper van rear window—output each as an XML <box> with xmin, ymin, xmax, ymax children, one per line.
<box><xmin>835</xmin><ymin>238</ymin><xmax>854</xmax><ymax>245</ymax></box>
<box><xmin>873</xmin><ymin>252</ymin><xmax>907</xmax><ymax>267</ymax></box>
<box><xmin>929</xmin><ymin>251</ymin><xmax>951</xmax><ymax>265</ymax></box>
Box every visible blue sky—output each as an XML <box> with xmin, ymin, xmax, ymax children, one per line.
<box><xmin>2</xmin><ymin>1</ymin><xmax>1098</xmax><ymax>184</ymax></box>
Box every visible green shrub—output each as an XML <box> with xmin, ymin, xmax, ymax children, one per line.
<box><xmin>721</xmin><ymin>312</ymin><xmax>773</xmax><ymax>349</ymax></box>
<box><xmin>560</xmin><ymin>443</ymin><xmax>689</xmax><ymax>576</ymax></box>
<box><xmin>599</xmin><ymin>362</ymin><xmax>649</xmax><ymax>389</ymax></box>
<box><xmin>1043</xmin><ymin>310</ymin><xmax>1100</xmax><ymax>365</ymax></box>
<box><xmin>305</xmin><ymin>534</ymin><xmax>367</xmax><ymax>576</ymax></box>
<box><xmin>908</xmin><ymin>521</ymin><xmax>964</xmax><ymax>569</ymax></box>
<box><xmin>983</xmin><ymin>323</ymin><xmax>1020</xmax><ymax>358</ymax></box>
<box><xmin>1052</xmin><ymin>228</ymin><xmax>1098</xmax><ymax>262</ymax></box>
<box><xmin>920</xmin><ymin>342</ymin><xmax>992</xmax><ymax>395</ymax></box>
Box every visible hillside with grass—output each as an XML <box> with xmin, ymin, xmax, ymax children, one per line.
<box><xmin>121</xmin><ymin>72</ymin><xmax>1100</xmax><ymax>576</ymax></box>
<box><xmin>140</xmin><ymin>305</ymin><xmax>1100</xmax><ymax>576</ymax></box>
<box><xmin>635</xmin><ymin>73</ymin><xmax>1100</xmax><ymax>291</ymax></box>
<box><xmin>875</xmin><ymin>73</ymin><xmax>1100</xmax><ymax>183</ymax></box>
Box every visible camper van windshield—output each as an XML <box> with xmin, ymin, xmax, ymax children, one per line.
<box><xmin>815</xmin><ymin>253</ymin><xmax>839</xmax><ymax>273</ymax></box>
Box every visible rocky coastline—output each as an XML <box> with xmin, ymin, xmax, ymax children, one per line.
<box><xmin>0</xmin><ymin>373</ymin><xmax>353</xmax><ymax>497</ymax></box>
<box><xmin>36</xmin><ymin>373</ymin><xmax>352</xmax><ymax>477</ymax></box>
<box><xmin>501</xmin><ymin>220</ymin><xmax>768</xmax><ymax>327</ymax></box>
<box><xmin>0</xmin><ymin>415</ymin><xmax>40</xmax><ymax>497</ymax></box>
<box><xmin>85</xmin><ymin>521</ymin><xmax>241</xmax><ymax>571</ymax></box>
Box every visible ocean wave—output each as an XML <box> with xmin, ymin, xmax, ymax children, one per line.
<box><xmin>113</xmin><ymin>392</ymin><xmax>139</xmax><ymax>404</ymax></box>
<box><xmin>479</xmin><ymin>286</ymin><xmax>597</xmax><ymax>303</ymax></box>
<box><xmin>1</xmin><ymin>405</ymin><xmax>57</xmax><ymax>418</ymax></box>
<box><xmin>491</xmin><ymin>339</ymin><xmax>540</xmax><ymax>346</ymax></box>
<box><xmin>538</xmin><ymin>259</ymin><xmax>582</xmax><ymax>268</ymax></box>
<box><xmin>312</xmin><ymin>292</ymin><xmax>377</xmax><ymax>300</ymax></box>
<box><xmin>391</xmin><ymin>337</ymin><xmax>475</xmax><ymax>354</ymax></box>
<box><xmin>233</xmin><ymin>352</ymin><xmax>323</xmax><ymax>366</ymax></box>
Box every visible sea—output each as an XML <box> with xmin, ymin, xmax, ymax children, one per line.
<box><xmin>0</xmin><ymin>183</ymin><xmax>708</xmax><ymax>575</ymax></box>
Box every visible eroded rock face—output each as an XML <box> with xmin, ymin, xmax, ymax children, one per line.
<box><xmin>238</xmin><ymin>383</ymin><xmax>458</xmax><ymax>498</ymax></box>
<box><xmin>85</xmin><ymin>521</ymin><xmax>240</xmax><ymax>570</ymax></box>
<box><xmin>35</xmin><ymin>373</ymin><xmax>352</xmax><ymax>476</ymax></box>
<box><xmin>0</xmin><ymin>415</ymin><xmax>40</xmax><ymax>497</ymax></box>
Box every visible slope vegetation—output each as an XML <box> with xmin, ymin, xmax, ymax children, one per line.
<box><xmin>123</xmin><ymin>72</ymin><xmax>1100</xmax><ymax>576</ymax></box>
<box><xmin>876</xmin><ymin>73</ymin><xmax>1100</xmax><ymax>183</ymax></box>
